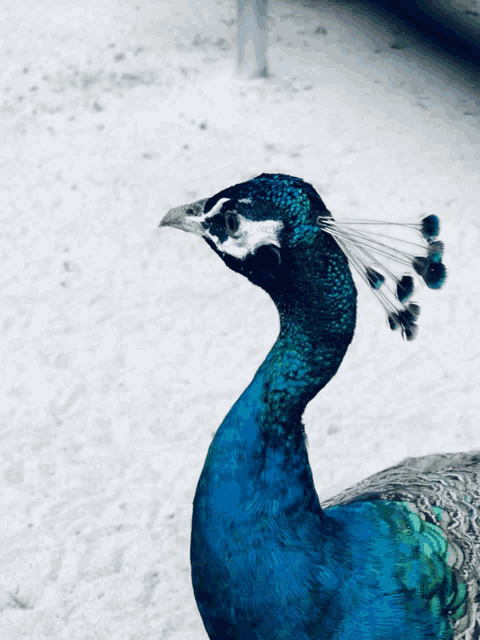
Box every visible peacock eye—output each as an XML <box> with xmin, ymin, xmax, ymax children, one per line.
<box><xmin>225</xmin><ymin>211</ymin><xmax>240</xmax><ymax>236</ymax></box>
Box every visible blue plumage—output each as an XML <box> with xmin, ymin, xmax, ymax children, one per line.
<box><xmin>160</xmin><ymin>174</ymin><xmax>479</xmax><ymax>639</ymax></box>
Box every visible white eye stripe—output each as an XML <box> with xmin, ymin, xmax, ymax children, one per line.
<box><xmin>203</xmin><ymin>198</ymin><xmax>232</xmax><ymax>221</ymax></box>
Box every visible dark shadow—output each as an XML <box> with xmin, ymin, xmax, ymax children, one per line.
<box><xmin>298</xmin><ymin>0</ymin><xmax>480</xmax><ymax>84</ymax></box>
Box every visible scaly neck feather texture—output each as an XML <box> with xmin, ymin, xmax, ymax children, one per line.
<box><xmin>191</xmin><ymin>230</ymin><xmax>361</xmax><ymax>638</ymax></box>
<box><xmin>195</xmin><ymin>228</ymin><xmax>357</xmax><ymax>516</ymax></box>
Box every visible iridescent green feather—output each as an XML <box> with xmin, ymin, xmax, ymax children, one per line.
<box><xmin>324</xmin><ymin>452</ymin><xmax>480</xmax><ymax>639</ymax></box>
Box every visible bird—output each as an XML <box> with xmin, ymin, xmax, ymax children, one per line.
<box><xmin>159</xmin><ymin>173</ymin><xmax>479</xmax><ymax>640</ymax></box>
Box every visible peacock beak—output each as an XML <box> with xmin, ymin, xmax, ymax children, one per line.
<box><xmin>159</xmin><ymin>199</ymin><xmax>208</xmax><ymax>237</ymax></box>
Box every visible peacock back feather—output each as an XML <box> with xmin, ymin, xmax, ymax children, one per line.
<box><xmin>324</xmin><ymin>452</ymin><xmax>480</xmax><ymax>639</ymax></box>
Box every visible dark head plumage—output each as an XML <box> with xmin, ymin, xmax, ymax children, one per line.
<box><xmin>161</xmin><ymin>173</ymin><xmax>446</xmax><ymax>340</ymax></box>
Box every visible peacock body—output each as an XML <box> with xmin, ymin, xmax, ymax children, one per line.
<box><xmin>160</xmin><ymin>174</ymin><xmax>479</xmax><ymax>640</ymax></box>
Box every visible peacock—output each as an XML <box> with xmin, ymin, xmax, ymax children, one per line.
<box><xmin>160</xmin><ymin>173</ymin><xmax>480</xmax><ymax>640</ymax></box>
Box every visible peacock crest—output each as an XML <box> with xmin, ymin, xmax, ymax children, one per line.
<box><xmin>316</xmin><ymin>210</ymin><xmax>447</xmax><ymax>340</ymax></box>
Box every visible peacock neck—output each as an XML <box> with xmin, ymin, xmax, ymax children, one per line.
<box><xmin>194</xmin><ymin>233</ymin><xmax>357</xmax><ymax>517</ymax></box>
<box><xmin>258</xmin><ymin>306</ymin><xmax>352</xmax><ymax>433</ymax></box>
<box><xmin>256</xmin><ymin>231</ymin><xmax>358</xmax><ymax>434</ymax></box>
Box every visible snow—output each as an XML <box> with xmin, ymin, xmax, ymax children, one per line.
<box><xmin>1</xmin><ymin>0</ymin><xmax>479</xmax><ymax>637</ymax></box>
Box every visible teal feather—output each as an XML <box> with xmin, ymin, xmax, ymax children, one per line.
<box><xmin>323</xmin><ymin>452</ymin><xmax>480</xmax><ymax>638</ymax></box>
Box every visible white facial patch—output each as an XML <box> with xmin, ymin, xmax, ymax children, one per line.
<box><xmin>164</xmin><ymin>196</ymin><xmax>284</xmax><ymax>259</ymax></box>
<box><xmin>199</xmin><ymin>197</ymin><xmax>283</xmax><ymax>260</ymax></box>
<box><xmin>218</xmin><ymin>217</ymin><xmax>283</xmax><ymax>259</ymax></box>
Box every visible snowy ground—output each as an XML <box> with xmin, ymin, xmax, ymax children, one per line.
<box><xmin>1</xmin><ymin>1</ymin><xmax>479</xmax><ymax>638</ymax></box>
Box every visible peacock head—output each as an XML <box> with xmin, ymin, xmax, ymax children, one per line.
<box><xmin>160</xmin><ymin>173</ymin><xmax>446</xmax><ymax>340</ymax></box>
<box><xmin>159</xmin><ymin>173</ymin><xmax>347</xmax><ymax>294</ymax></box>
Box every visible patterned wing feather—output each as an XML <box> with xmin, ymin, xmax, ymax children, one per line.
<box><xmin>323</xmin><ymin>452</ymin><xmax>480</xmax><ymax>639</ymax></box>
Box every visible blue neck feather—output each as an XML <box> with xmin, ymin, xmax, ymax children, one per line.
<box><xmin>190</xmin><ymin>231</ymin><xmax>362</xmax><ymax>637</ymax></box>
<box><xmin>194</xmin><ymin>228</ymin><xmax>357</xmax><ymax>518</ymax></box>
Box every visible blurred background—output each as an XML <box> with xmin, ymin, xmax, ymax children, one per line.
<box><xmin>308</xmin><ymin>0</ymin><xmax>480</xmax><ymax>64</ymax></box>
<box><xmin>1</xmin><ymin>1</ymin><xmax>479</xmax><ymax>638</ymax></box>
